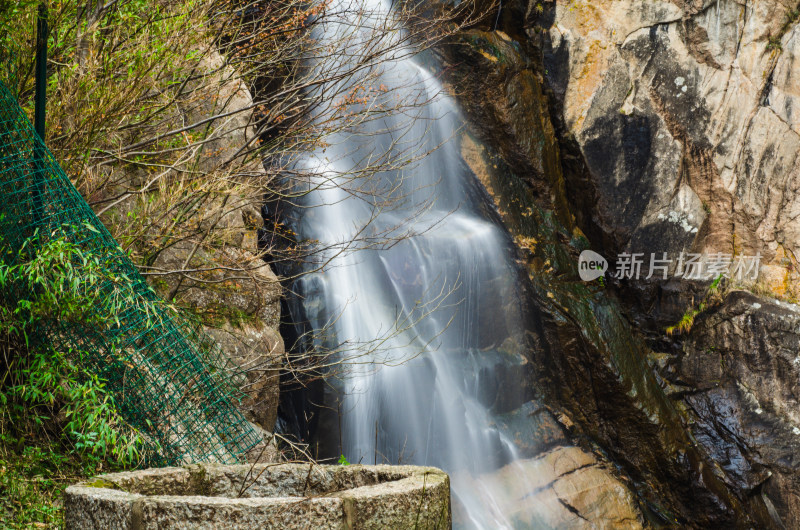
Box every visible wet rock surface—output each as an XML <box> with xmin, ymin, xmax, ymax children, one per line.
<box><xmin>455</xmin><ymin>446</ymin><xmax>643</xmax><ymax>529</ymax></box>
<box><xmin>439</xmin><ymin>5</ymin><xmax>800</xmax><ymax>526</ymax></box>
<box><xmin>436</xmin><ymin>27</ymin><xmax>572</xmax><ymax>229</ymax></box>
<box><xmin>526</xmin><ymin>1</ymin><xmax>800</xmax><ymax>524</ymax></box>
<box><xmin>669</xmin><ymin>290</ymin><xmax>800</xmax><ymax>528</ymax></box>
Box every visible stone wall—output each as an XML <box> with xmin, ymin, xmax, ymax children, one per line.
<box><xmin>64</xmin><ymin>464</ymin><xmax>450</xmax><ymax>529</ymax></box>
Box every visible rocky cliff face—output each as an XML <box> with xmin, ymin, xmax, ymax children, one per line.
<box><xmin>676</xmin><ymin>290</ymin><xmax>800</xmax><ymax>528</ymax></box>
<box><xmin>96</xmin><ymin>50</ymin><xmax>283</xmax><ymax>448</ymax></box>
<box><xmin>434</xmin><ymin>0</ymin><xmax>800</xmax><ymax>526</ymax></box>
<box><xmin>541</xmin><ymin>0</ymin><xmax>800</xmax><ymax>298</ymax></box>
<box><xmin>538</xmin><ymin>5</ymin><xmax>800</xmax><ymax>525</ymax></box>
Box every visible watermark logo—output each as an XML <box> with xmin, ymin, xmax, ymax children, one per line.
<box><xmin>578</xmin><ymin>250</ymin><xmax>608</xmax><ymax>281</ymax></box>
<box><xmin>578</xmin><ymin>251</ymin><xmax>762</xmax><ymax>282</ymax></box>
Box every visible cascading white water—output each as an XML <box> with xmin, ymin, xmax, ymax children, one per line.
<box><xmin>284</xmin><ymin>1</ymin><xmax>535</xmax><ymax>527</ymax></box>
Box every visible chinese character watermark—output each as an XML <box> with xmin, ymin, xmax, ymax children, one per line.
<box><xmin>578</xmin><ymin>250</ymin><xmax>761</xmax><ymax>282</ymax></box>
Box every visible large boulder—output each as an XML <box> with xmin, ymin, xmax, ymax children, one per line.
<box><xmin>455</xmin><ymin>446</ymin><xmax>644</xmax><ymax>528</ymax></box>
<box><xmin>152</xmin><ymin>242</ymin><xmax>283</xmax><ymax>432</ymax></box>
<box><xmin>93</xmin><ymin>48</ymin><xmax>284</xmax><ymax>436</ymax></box>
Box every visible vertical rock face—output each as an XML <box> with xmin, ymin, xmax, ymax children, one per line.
<box><xmin>439</xmin><ymin>22</ymin><xmax>703</xmax><ymax>527</ymax></box>
<box><xmin>434</xmin><ymin>29</ymin><xmax>571</xmax><ymax>226</ymax></box>
<box><xmin>541</xmin><ymin>0</ymin><xmax>800</xmax><ymax>297</ymax></box>
<box><xmin>676</xmin><ymin>291</ymin><xmax>800</xmax><ymax>529</ymax></box>
<box><xmin>436</xmin><ymin>1</ymin><xmax>800</xmax><ymax>526</ymax></box>
<box><xmin>528</xmin><ymin>4</ymin><xmax>800</xmax><ymax>521</ymax></box>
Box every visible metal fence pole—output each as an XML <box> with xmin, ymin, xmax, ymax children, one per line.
<box><xmin>33</xmin><ymin>2</ymin><xmax>48</xmax><ymax>226</ymax></box>
<box><xmin>35</xmin><ymin>3</ymin><xmax>47</xmax><ymax>141</ymax></box>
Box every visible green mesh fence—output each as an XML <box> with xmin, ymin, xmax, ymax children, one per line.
<box><xmin>0</xmin><ymin>79</ymin><xmax>262</xmax><ymax>465</ymax></box>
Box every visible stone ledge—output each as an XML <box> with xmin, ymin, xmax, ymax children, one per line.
<box><xmin>64</xmin><ymin>464</ymin><xmax>450</xmax><ymax>529</ymax></box>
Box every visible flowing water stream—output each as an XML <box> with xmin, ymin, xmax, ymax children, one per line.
<box><xmin>278</xmin><ymin>1</ymin><xmax>535</xmax><ymax>527</ymax></box>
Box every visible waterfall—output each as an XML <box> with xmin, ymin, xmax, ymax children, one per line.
<box><xmin>278</xmin><ymin>1</ymin><xmax>534</xmax><ymax>527</ymax></box>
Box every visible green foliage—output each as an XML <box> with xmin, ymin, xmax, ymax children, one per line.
<box><xmin>0</xmin><ymin>76</ymin><xmax>260</xmax><ymax>465</ymax></box>
<box><xmin>338</xmin><ymin>454</ymin><xmax>351</xmax><ymax>466</ymax></box>
<box><xmin>767</xmin><ymin>36</ymin><xmax>783</xmax><ymax>51</ymax></box>
<box><xmin>0</xmin><ymin>233</ymin><xmax>147</xmax><ymax>466</ymax></box>
<box><xmin>0</xmin><ymin>439</ymin><xmax>69</xmax><ymax>528</ymax></box>
<box><xmin>21</xmin><ymin>349</ymin><xmax>145</xmax><ymax>465</ymax></box>
<box><xmin>709</xmin><ymin>273</ymin><xmax>724</xmax><ymax>292</ymax></box>
<box><xmin>0</xmin><ymin>232</ymin><xmax>149</xmax><ymax>527</ymax></box>
<box><xmin>766</xmin><ymin>4</ymin><xmax>800</xmax><ymax>53</ymax></box>
<box><xmin>1</xmin><ymin>229</ymin><xmax>134</xmax><ymax>338</ymax></box>
<box><xmin>665</xmin><ymin>307</ymin><xmax>701</xmax><ymax>336</ymax></box>
<box><xmin>666</xmin><ymin>274</ymin><xmax>725</xmax><ymax>336</ymax></box>
<box><xmin>2</xmin><ymin>0</ymin><xmax>214</xmax><ymax>182</ymax></box>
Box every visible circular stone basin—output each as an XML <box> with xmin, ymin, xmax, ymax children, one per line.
<box><xmin>64</xmin><ymin>463</ymin><xmax>450</xmax><ymax>529</ymax></box>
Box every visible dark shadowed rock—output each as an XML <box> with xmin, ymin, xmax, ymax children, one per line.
<box><xmin>672</xmin><ymin>290</ymin><xmax>800</xmax><ymax>528</ymax></box>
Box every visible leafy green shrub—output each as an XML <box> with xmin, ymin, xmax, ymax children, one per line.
<box><xmin>0</xmin><ymin>229</ymin><xmax>148</xmax><ymax>525</ymax></box>
<box><xmin>1</xmin><ymin>346</ymin><xmax>146</xmax><ymax>467</ymax></box>
<box><xmin>0</xmin><ymin>229</ymin><xmax>147</xmax><ymax>466</ymax></box>
<box><xmin>767</xmin><ymin>35</ymin><xmax>783</xmax><ymax>51</ymax></box>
